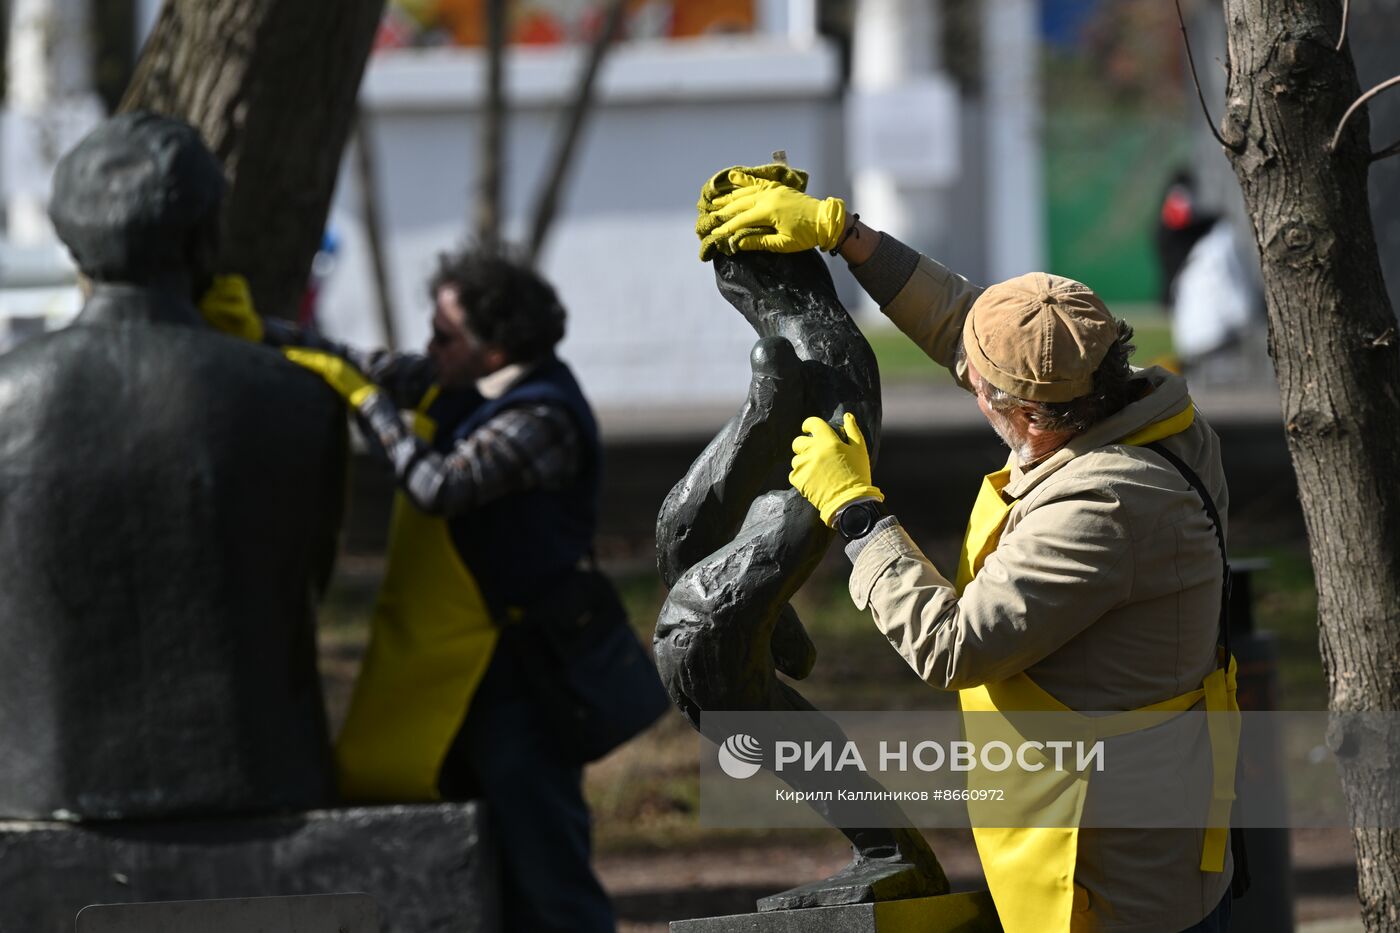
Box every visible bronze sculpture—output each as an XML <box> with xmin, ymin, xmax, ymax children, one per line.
<box><xmin>0</xmin><ymin>112</ymin><xmax>346</xmax><ymax>819</ymax></box>
<box><xmin>654</xmin><ymin>246</ymin><xmax>950</xmax><ymax>910</ymax></box>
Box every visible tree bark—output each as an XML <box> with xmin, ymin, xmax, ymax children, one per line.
<box><xmin>120</xmin><ymin>0</ymin><xmax>384</xmax><ymax>319</ymax></box>
<box><xmin>1220</xmin><ymin>2</ymin><xmax>1400</xmax><ymax>929</ymax></box>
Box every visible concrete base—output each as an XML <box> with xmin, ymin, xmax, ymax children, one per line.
<box><xmin>77</xmin><ymin>894</ymin><xmax>379</xmax><ymax>932</ymax></box>
<box><xmin>0</xmin><ymin>802</ymin><xmax>498</xmax><ymax>933</ymax></box>
<box><xmin>671</xmin><ymin>890</ymin><xmax>1001</xmax><ymax>932</ymax></box>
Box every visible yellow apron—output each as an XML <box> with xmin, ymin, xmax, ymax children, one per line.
<box><xmin>335</xmin><ymin>387</ymin><xmax>500</xmax><ymax>801</ymax></box>
<box><xmin>955</xmin><ymin>403</ymin><xmax>1240</xmax><ymax>933</ymax></box>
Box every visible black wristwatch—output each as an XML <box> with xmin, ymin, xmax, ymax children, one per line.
<box><xmin>835</xmin><ymin>500</ymin><xmax>888</xmax><ymax>541</ymax></box>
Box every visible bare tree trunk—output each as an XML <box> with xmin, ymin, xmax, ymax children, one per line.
<box><xmin>1220</xmin><ymin>2</ymin><xmax>1400</xmax><ymax>929</ymax></box>
<box><xmin>476</xmin><ymin>0</ymin><xmax>507</xmax><ymax>250</ymax></box>
<box><xmin>120</xmin><ymin>0</ymin><xmax>384</xmax><ymax>320</ymax></box>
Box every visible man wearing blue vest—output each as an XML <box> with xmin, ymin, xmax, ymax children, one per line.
<box><xmin>236</xmin><ymin>250</ymin><xmax>614</xmax><ymax>932</ymax></box>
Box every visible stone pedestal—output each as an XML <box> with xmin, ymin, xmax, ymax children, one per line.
<box><xmin>671</xmin><ymin>890</ymin><xmax>1001</xmax><ymax>933</ymax></box>
<box><xmin>0</xmin><ymin>803</ymin><xmax>498</xmax><ymax>933</ymax></box>
<box><xmin>77</xmin><ymin>894</ymin><xmax>379</xmax><ymax>932</ymax></box>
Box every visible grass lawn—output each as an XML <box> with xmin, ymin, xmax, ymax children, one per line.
<box><xmin>1241</xmin><ymin>543</ymin><xmax>1327</xmax><ymax>710</ymax></box>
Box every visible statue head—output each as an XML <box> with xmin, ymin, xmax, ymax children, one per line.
<box><xmin>49</xmin><ymin>111</ymin><xmax>226</xmax><ymax>288</ymax></box>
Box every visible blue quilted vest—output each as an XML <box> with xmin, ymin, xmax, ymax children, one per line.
<box><xmin>424</xmin><ymin>356</ymin><xmax>600</xmax><ymax>618</ymax></box>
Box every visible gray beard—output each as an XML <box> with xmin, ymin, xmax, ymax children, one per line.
<box><xmin>986</xmin><ymin>409</ymin><xmax>1036</xmax><ymax>465</ymax></box>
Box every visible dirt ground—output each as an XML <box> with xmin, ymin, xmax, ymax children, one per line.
<box><xmin>595</xmin><ymin>829</ymin><xmax>1363</xmax><ymax>931</ymax></box>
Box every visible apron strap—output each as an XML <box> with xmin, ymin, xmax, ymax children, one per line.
<box><xmin>1200</xmin><ymin>660</ymin><xmax>1239</xmax><ymax>873</ymax></box>
<box><xmin>1144</xmin><ymin>441</ymin><xmax>1250</xmax><ymax>895</ymax></box>
<box><xmin>1143</xmin><ymin>442</ymin><xmax>1232</xmax><ymax>663</ymax></box>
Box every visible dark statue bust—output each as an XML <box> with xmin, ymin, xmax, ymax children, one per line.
<box><xmin>0</xmin><ymin>112</ymin><xmax>346</xmax><ymax>819</ymax></box>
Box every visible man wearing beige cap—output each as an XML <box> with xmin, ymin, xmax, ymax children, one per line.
<box><xmin>696</xmin><ymin>167</ymin><xmax>1239</xmax><ymax>933</ymax></box>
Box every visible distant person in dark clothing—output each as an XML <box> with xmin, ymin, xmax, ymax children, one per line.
<box><xmin>1154</xmin><ymin>171</ymin><xmax>1262</xmax><ymax>380</ymax></box>
<box><xmin>1154</xmin><ymin>171</ymin><xmax>1219</xmax><ymax>307</ymax></box>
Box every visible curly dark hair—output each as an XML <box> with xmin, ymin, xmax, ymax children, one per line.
<box><xmin>429</xmin><ymin>247</ymin><xmax>566</xmax><ymax>362</ymax></box>
<box><xmin>959</xmin><ymin>318</ymin><xmax>1138</xmax><ymax>433</ymax></box>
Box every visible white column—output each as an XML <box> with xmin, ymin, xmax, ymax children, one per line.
<box><xmin>5</xmin><ymin>0</ymin><xmax>104</xmax><ymax>244</ymax></box>
<box><xmin>787</xmin><ymin>0</ymin><xmax>818</xmax><ymax>43</ymax></box>
<box><xmin>758</xmin><ymin>0</ymin><xmax>818</xmax><ymax>41</ymax></box>
<box><xmin>982</xmin><ymin>0</ymin><xmax>1046</xmax><ymax>281</ymax></box>
<box><xmin>848</xmin><ymin>0</ymin><xmax>956</xmax><ymax>267</ymax></box>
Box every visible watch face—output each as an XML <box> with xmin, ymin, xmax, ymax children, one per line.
<box><xmin>840</xmin><ymin>503</ymin><xmax>874</xmax><ymax>538</ymax></box>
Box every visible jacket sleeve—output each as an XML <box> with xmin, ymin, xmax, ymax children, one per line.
<box><xmin>264</xmin><ymin>319</ymin><xmax>435</xmax><ymax>410</ymax></box>
<box><xmin>847</xmin><ymin>480</ymin><xmax>1135</xmax><ymax>690</ymax></box>
<box><xmin>355</xmin><ymin>395</ymin><xmax>580</xmax><ymax>517</ymax></box>
<box><xmin>848</xmin><ymin>233</ymin><xmax>983</xmax><ymax>392</ymax></box>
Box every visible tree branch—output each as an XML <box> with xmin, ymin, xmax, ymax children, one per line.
<box><xmin>352</xmin><ymin>113</ymin><xmax>399</xmax><ymax>349</ymax></box>
<box><xmin>1336</xmin><ymin>0</ymin><xmax>1349</xmax><ymax>51</ymax></box>
<box><xmin>1175</xmin><ymin>0</ymin><xmax>1231</xmax><ymax>150</ymax></box>
<box><xmin>475</xmin><ymin>0</ymin><xmax>507</xmax><ymax>250</ymax></box>
<box><xmin>526</xmin><ymin>0</ymin><xmax>628</xmax><ymax>265</ymax></box>
<box><xmin>1331</xmin><ymin>74</ymin><xmax>1400</xmax><ymax>153</ymax></box>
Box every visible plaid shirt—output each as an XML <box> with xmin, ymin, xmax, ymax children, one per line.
<box><xmin>270</xmin><ymin>322</ymin><xmax>580</xmax><ymax>516</ymax></box>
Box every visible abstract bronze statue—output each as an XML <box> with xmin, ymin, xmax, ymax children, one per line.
<box><xmin>0</xmin><ymin>112</ymin><xmax>346</xmax><ymax>819</ymax></box>
<box><xmin>654</xmin><ymin>245</ymin><xmax>949</xmax><ymax>910</ymax></box>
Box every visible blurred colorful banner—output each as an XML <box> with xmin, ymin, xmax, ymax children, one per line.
<box><xmin>1041</xmin><ymin>0</ymin><xmax>1190</xmax><ymax>305</ymax></box>
<box><xmin>376</xmin><ymin>0</ymin><xmax>756</xmax><ymax>50</ymax></box>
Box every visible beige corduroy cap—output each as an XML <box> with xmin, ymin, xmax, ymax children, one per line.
<box><xmin>961</xmin><ymin>272</ymin><xmax>1119</xmax><ymax>403</ymax></box>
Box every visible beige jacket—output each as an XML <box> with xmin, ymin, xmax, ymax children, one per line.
<box><xmin>852</xmin><ymin>255</ymin><xmax>1233</xmax><ymax>932</ymax></box>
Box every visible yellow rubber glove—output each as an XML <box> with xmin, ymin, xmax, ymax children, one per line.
<box><xmin>698</xmin><ymin>182</ymin><xmax>847</xmax><ymax>261</ymax></box>
<box><xmin>789</xmin><ymin>413</ymin><xmax>884</xmax><ymax>527</ymax></box>
<box><xmin>282</xmin><ymin>347</ymin><xmax>377</xmax><ymax>407</ymax></box>
<box><xmin>697</xmin><ymin>163</ymin><xmax>811</xmax><ymax>211</ymax></box>
<box><xmin>198</xmin><ymin>274</ymin><xmax>265</xmax><ymax>343</ymax></box>
<box><xmin>694</xmin><ymin>162</ymin><xmax>845</xmax><ymax>261</ymax></box>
